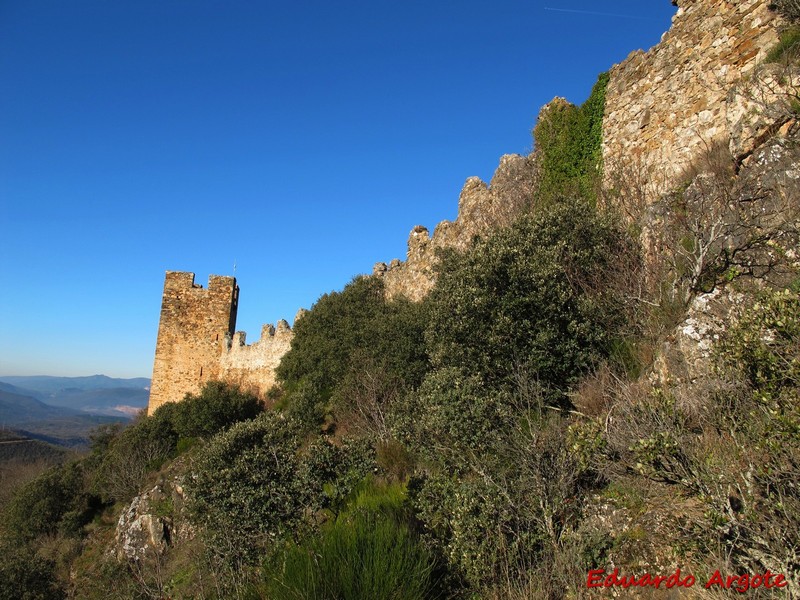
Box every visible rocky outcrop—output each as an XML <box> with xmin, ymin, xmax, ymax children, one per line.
<box><xmin>115</xmin><ymin>468</ymin><xmax>192</xmax><ymax>563</ymax></box>
<box><xmin>727</xmin><ymin>63</ymin><xmax>800</xmax><ymax>162</ymax></box>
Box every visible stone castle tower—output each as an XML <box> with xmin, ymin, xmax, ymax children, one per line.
<box><xmin>149</xmin><ymin>0</ymin><xmax>788</xmax><ymax>414</ymax></box>
<box><xmin>148</xmin><ymin>272</ymin><xmax>239</xmax><ymax>414</ymax></box>
<box><xmin>148</xmin><ymin>271</ymin><xmax>295</xmax><ymax>415</ymax></box>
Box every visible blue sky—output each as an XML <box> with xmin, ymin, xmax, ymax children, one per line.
<box><xmin>0</xmin><ymin>1</ymin><xmax>676</xmax><ymax>378</ymax></box>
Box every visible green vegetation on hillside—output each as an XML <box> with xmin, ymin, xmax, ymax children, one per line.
<box><xmin>4</xmin><ymin>41</ymin><xmax>800</xmax><ymax>596</ymax></box>
<box><xmin>426</xmin><ymin>197</ymin><xmax>633</xmax><ymax>401</ymax></box>
<box><xmin>276</xmin><ymin>275</ymin><xmax>428</xmax><ymax>432</ymax></box>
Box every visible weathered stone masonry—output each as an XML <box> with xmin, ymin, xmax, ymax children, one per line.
<box><xmin>150</xmin><ymin>0</ymin><xmax>789</xmax><ymax>412</ymax></box>
<box><xmin>602</xmin><ymin>0</ymin><xmax>781</xmax><ymax>198</ymax></box>
<box><xmin>148</xmin><ymin>272</ymin><xmax>293</xmax><ymax>414</ymax></box>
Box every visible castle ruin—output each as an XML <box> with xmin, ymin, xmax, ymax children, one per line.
<box><xmin>148</xmin><ymin>272</ymin><xmax>293</xmax><ymax>414</ymax></box>
<box><xmin>149</xmin><ymin>0</ymin><xmax>791</xmax><ymax>414</ymax></box>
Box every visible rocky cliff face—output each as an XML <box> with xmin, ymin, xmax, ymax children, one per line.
<box><xmin>115</xmin><ymin>463</ymin><xmax>193</xmax><ymax>563</ymax></box>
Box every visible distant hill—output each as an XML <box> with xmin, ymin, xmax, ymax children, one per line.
<box><xmin>0</xmin><ymin>387</ymin><xmax>81</xmax><ymax>421</ymax></box>
<box><xmin>0</xmin><ymin>375</ymin><xmax>150</xmax><ymax>418</ymax></box>
<box><xmin>0</xmin><ymin>386</ymin><xmax>131</xmax><ymax>449</ymax></box>
<box><xmin>0</xmin><ymin>375</ymin><xmax>150</xmax><ymax>393</ymax></box>
<box><xmin>0</xmin><ymin>429</ymin><xmax>71</xmax><ymax>465</ymax></box>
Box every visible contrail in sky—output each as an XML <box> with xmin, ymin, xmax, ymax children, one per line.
<box><xmin>543</xmin><ymin>6</ymin><xmax>656</xmax><ymax>20</ymax></box>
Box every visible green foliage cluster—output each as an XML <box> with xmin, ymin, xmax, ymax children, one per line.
<box><xmin>186</xmin><ymin>412</ymin><xmax>374</xmax><ymax>566</ymax></box>
<box><xmin>533</xmin><ymin>73</ymin><xmax>609</xmax><ymax>204</ymax></box>
<box><xmin>407</xmin><ymin>416</ymin><xmax>591</xmax><ymax>592</ymax></box>
<box><xmin>426</xmin><ymin>198</ymin><xmax>632</xmax><ymax>402</ymax></box>
<box><xmin>276</xmin><ymin>275</ymin><xmax>428</xmax><ymax>429</ymax></box>
<box><xmin>718</xmin><ymin>288</ymin><xmax>800</xmax><ymax>443</ymax></box>
<box><xmin>93</xmin><ymin>381</ymin><xmax>263</xmax><ymax>502</ymax></box>
<box><xmin>164</xmin><ymin>380</ymin><xmax>265</xmax><ymax>440</ymax></box>
<box><xmin>384</xmin><ymin>197</ymin><xmax>636</xmax><ymax>594</ymax></box>
<box><xmin>398</xmin><ymin>367</ymin><xmax>512</xmax><ymax>471</ymax></box>
<box><xmin>0</xmin><ymin>540</ymin><xmax>63</xmax><ymax>600</ymax></box>
<box><xmin>264</xmin><ymin>481</ymin><xmax>437</xmax><ymax>600</ymax></box>
<box><xmin>2</xmin><ymin>461</ymin><xmax>94</xmax><ymax>544</ymax></box>
<box><xmin>765</xmin><ymin>26</ymin><xmax>800</xmax><ymax>62</ymax></box>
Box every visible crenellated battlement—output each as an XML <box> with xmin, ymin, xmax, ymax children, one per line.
<box><xmin>374</xmin><ymin>153</ymin><xmax>537</xmax><ymax>301</ymax></box>
<box><xmin>151</xmin><ymin>0</ymin><xmax>790</xmax><ymax>414</ymax></box>
<box><xmin>149</xmin><ymin>271</ymin><xmax>294</xmax><ymax>413</ymax></box>
<box><xmin>217</xmin><ymin>319</ymin><xmax>293</xmax><ymax>396</ymax></box>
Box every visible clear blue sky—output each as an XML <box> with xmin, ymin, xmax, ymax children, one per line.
<box><xmin>0</xmin><ymin>1</ymin><xmax>676</xmax><ymax>378</ymax></box>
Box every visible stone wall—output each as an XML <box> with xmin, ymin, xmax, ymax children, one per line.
<box><xmin>149</xmin><ymin>272</ymin><xmax>239</xmax><ymax>414</ymax></box>
<box><xmin>375</xmin><ymin>153</ymin><xmax>537</xmax><ymax>301</ymax></box>
<box><xmin>148</xmin><ymin>272</ymin><xmax>295</xmax><ymax>414</ymax></box>
<box><xmin>150</xmin><ymin>0</ymin><xmax>792</xmax><ymax>410</ymax></box>
<box><xmin>218</xmin><ymin>320</ymin><xmax>294</xmax><ymax>397</ymax></box>
<box><xmin>602</xmin><ymin>0</ymin><xmax>781</xmax><ymax>200</ymax></box>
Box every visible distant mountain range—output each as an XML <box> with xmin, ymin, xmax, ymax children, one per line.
<box><xmin>0</xmin><ymin>375</ymin><xmax>151</xmax><ymax>448</ymax></box>
<box><xmin>0</xmin><ymin>375</ymin><xmax>149</xmax><ymax>416</ymax></box>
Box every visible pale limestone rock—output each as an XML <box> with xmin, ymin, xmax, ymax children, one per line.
<box><xmin>115</xmin><ymin>474</ymin><xmax>192</xmax><ymax>563</ymax></box>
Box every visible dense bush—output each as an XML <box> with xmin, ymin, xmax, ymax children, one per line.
<box><xmin>187</xmin><ymin>412</ymin><xmax>306</xmax><ymax>562</ymax></box>
<box><xmin>93</xmin><ymin>381</ymin><xmax>262</xmax><ymax>503</ymax></box>
<box><xmin>0</xmin><ymin>540</ymin><xmax>63</xmax><ymax>600</ymax></box>
<box><xmin>426</xmin><ymin>198</ymin><xmax>633</xmax><ymax>401</ymax></box>
<box><xmin>276</xmin><ymin>276</ymin><xmax>428</xmax><ymax>428</ymax></box>
<box><xmin>397</xmin><ymin>367</ymin><xmax>512</xmax><ymax>472</ymax></box>
<box><xmin>92</xmin><ymin>409</ymin><xmax>177</xmax><ymax>503</ymax></box>
<box><xmin>408</xmin><ymin>416</ymin><xmax>589</xmax><ymax>592</ymax></box>
<box><xmin>168</xmin><ymin>380</ymin><xmax>264</xmax><ymax>439</ymax></box>
<box><xmin>766</xmin><ymin>25</ymin><xmax>800</xmax><ymax>62</ymax></box>
<box><xmin>187</xmin><ymin>412</ymin><xmax>374</xmax><ymax>567</ymax></box>
<box><xmin>2</xmin><ymin>461</ymin><xmax>93</xmax><ymax>544</ymax></box>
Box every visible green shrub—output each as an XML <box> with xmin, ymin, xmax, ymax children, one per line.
<box><xmin>264</xmin><ymin>481</ymin><xmax>437</xmax><ymax>600</ymax></box>
<box><xmin>92</xmin><ymin>409</ymin><xmax>178</xmax><ymax>503</ymax></box>
<box><xmin>187</xmin><ymin>413</ymin><xmax>374</xmax><ymax>565</ymax></box>
<box><xmin>3</xmin><ymin>461</ymin><xmax>91</xmax><ymax>544</ymax></box>
<box><xmin>766</xmin><ymin>25</ymin><xmax>800</xmax><ymax>62</ymax></box>
<box><xmin>168</xmin><ymin>380</ymin><xmax>264</xmax><ymax>439</ymax></box>
<box><xmin>91</xmin><ymin>381</ymin><xmax>262</xmax><ymax>504</ymax></box>
<box><xmin>187</xmin><ymin>412</ymin><xmax>306</xmax><ymax>563</ymax></box>
<box><xmin>276</xmin><ymin>276</ymin><xmax>429</xmax><ymax>430</ymax></box>
<box><xmin>719</xmin><ymin>288</ymin><xmax>800</xmax><ymax>403</ymax></box>
<box><xmin>425</xmin><ymin>199</ymin><xmax>633</xmax><ymax>402</ymax></box>
<box><xmin>0</xmin><ymin>539</ymin><xmax>63</xmax><ymax>600</ymax></box>
<box><xmin>598</xmin><ymin>289</ymin><xmax>800</xmax><ymax>587</ymax></box>
<box><xmin>397</xmin><ymin>367</ymin><xmax>512</xmax><ymax>472</ymax></box>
